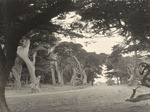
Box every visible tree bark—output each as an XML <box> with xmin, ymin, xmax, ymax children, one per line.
<box><xmin>17</xmin><ymin>40</ymin><xmax>40</xmax><ymax>93</ymax></box>
<box><xmin>127</xmin><ymin>65</ymin><xmax>135</xmax><ymax>86</ymax></box>
<box><xmin>13</xmin><ymin>70</ymin><xmax>22</xmax><ymax>90</ymax></box>
<box><xmin>12</xmin><ymin>43</ymin><xmax>49</xmax><ymax>89</ymax></box>
<box><xmin>0</xmin><ymin>46</ymin><xmax>10</xmax><ymax>112</ymax></box>
<box><xmin>127</xmin><ymin>40</ymin><xmax>143</xmax><ymax>86</ymax></box>
<box><xmin>1</xmin><ymin>4</ymin><xmax>22</xmax><ymax>110</ymax></box>
<box><xmin>60</xmin><ymin>71</ymin><xmax>64</xmax><ymax>86</ymax></box>
<box><xmin>116</xmin><ymin>75</ymin><xmax>119</xmax><ymax>85</ymax></box>
<box><xmin>72</xmin><ymin>56</ymin><xmax>87</xmax><ymax>84</ymax></box>
<box><xmin>120</xmin><ymin>77</ymin><xmax>123</xmax><ymax>84</ymax></box>
<box><xmin>50</xmin><ymin>62</ymin><xmax>56</xmax><ymax>85</ymax></box>
<box><xmin>25</xmin><ymin>75</ymin><xmax>29</xmax><ymax>85</ymax></box>
<box><xmin>82</xmin><ymin>70</ymin><xmax>87</xmax><ymax>84</ymax></box>
<box><xmin>54</xmin><ymin>61</ymin><xmax>61</xmax><ymax>84</ymax></box>
<box><xmin>51</xmin><ymin>68</ymin><xmax>56</xmax><ymax>85</ymax></box>
<box><xmin>12</xmin><ymin>57</ymin><xmax>23</xmax><ymax>89</ymax></box>
<box><xmin>70</xmin><ymin>68</ymin><xmax>77</xmax><ymax>86</ymax></box>
<box><xmin>127</xmin><ymin>48</ymin><xmax>138</xmax><ymax>86</ymax></box>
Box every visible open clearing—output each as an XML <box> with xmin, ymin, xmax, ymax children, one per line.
<box><xmin>6</xmin><ymin>85</ymin><xmax>150</xmax><ymax>112</ymax></box>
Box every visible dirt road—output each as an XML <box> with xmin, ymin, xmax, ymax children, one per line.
<box><xmin>6</xmin><ymin>85</ymin><xmax>150</xmax><ymax>112</ymax></box>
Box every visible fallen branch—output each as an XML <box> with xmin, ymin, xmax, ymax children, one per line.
<box><xmin>126</xmin><ymin>93</ymin><xmax>150</xmax><ymax>102</ymax></box>
<box><xmin>130</xmin><ymin>85</ymin><xmax>140</xmax><ymax>99</ymax></box>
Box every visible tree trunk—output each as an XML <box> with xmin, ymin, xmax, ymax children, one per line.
<box><xmin>82</xmin><ymin>70</ymin><xmax>87</xmax><ymax>84</ymax></box>
<box><xmin>128</xmin><ymin>49</ymin><xmax>138</xmax><ymax>86</ymax></box>
<box><xmin>1</xmin><ymin>7</ymin><xmax>21</xmax><ymax>110</ymax></box>
<box><xmin>17</xmin><ymin>40</ymin><xmax>40</xmax><ymax>93</ymax></box>
<box><xmin>72</xmin><ymin>56</ymin><xmax>87</xmax><ymax>84</ymax></box>
<box><xmin>0</xmin><ymin>46</ymin><xmax>10</xmax><ymax>112</ymax></box>
<box><xmin>25</xmin><ymin>75</ymin><xmax>29</xmax><ymax>85</ymax></box>
<box><xmin>54</xmin><ymin>61</ymin><xmax>61</xmax><ymax>84</ymax></box>
<box><xmin>116</xmin><ymin>75</ymin><xmax>119</xmax><ymax>85</ymax></box>
<box><xmin>12</xmin><ymin>57</ymin><xmax>23</xmax><ymax>89</ymax></box>
<box><xmin>128</xmin><ymin>40</ymin><xmax>142</xmax><ymax>86</ymax></box>
<box><xmin>50</xmin><ymin>61</ymin><xmax>56</xmax><ymax>85</ymax></box>
<box><xmin>13</xmin><ymin>74</ymin><xmax>22</xmax><ymax>90</ymax></box>
<box><xmin>120</xmin><ymin>77</ymin><xmax>122</xmax><ymax>84</ymax></box>
<box><xmin>70</xmin><ymin>68</ymin><xmax>77</xmax><ymax>86</ymax></box>
<box><xmin>13</xmin><ymin>42</ymin><xmax>48</xmax><ymax>89</ymax></box>
<box><xmin>60</xmin><ymin>71</ymin><xmax>64</xmax><ymax>86</ymax></box>
<box><xmin>127</xmin><ymin>65</ymin><xmax>135</xmax><ymax>86</ymax></box>
<box><xmin>51</xmin><ymin>68</ymin><xmax>56</xmax><ymax>85</ymax></box>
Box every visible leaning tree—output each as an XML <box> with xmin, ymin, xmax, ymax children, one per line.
<box><xmin>0</xmin><ymin>0</ymin><xmax>82</xmax><ymax>111</ymax></box>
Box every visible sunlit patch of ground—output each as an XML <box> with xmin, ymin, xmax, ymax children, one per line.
<box><xmin>6</xmin><ymin>85</ymin><xmax>150</xmax><ymax>112</ymax></box>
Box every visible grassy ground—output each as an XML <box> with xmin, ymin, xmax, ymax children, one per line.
<box><xmin>6</xmin><ymin>84</ymin><xmax>150</xmax><ymax>112</ymax></box>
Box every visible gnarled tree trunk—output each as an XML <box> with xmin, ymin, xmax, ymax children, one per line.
<box><xmin>17</xmin><ymin>40</ymin><xmax>40</xmax><ymax>93</ymax></box>
<box><xmin>72</xmin><ymin>56</ymin><xmax>87</xmax><ymax>84</ymax></box>
<box><xmin>12</xmin><ymin>42</ymin><xmax>49</xmax><ymax>89</ymax></box>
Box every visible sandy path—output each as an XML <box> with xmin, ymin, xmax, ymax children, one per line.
<box><xmin>6</xmin><ymin>85</ymin><xmax>150</xmax><ymax>112</ymax></box>
<box><xmin>6</xmin><ymin>86</ymin><xmax>97</xmax><ymax>98</ymax></box>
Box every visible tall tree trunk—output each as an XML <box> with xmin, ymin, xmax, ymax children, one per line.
<box><xmin>51</xmin><ymin>68</ymin><xmax>56</xmax><ymax>85</ymax></box>
<box><xmin>17</xmin><ymin>40</ymin><xmax>40</xmax><ymax>92</ymax></box>
<box><xmin>0</xmin><ymin>46</ymin><xmax>10</xmax><ymax>112</ymax></box>
<box><xmin>60</xmin><ymin>71</ymin><xmax>64</xmax><ymax>86</ymax></box>
<box><xmin>116</xmin><ymin>76</ymin><xmax>119</xmax><ymax>85</ymax></box>
<box><xmin>82</xmin><ymin>70</ymin><xmax>87</xmax><ymax>84</ymax></box>
<box><xmin>120</xmin><ymin>77</ymin><xmax>122</xmax><ymax>84</ymax></box>
<box><xmin>1</xmin><ymin>28</ymin><xmax>22</xmax><ymax>112</ymax></box>
<box><xmin>54</xmin><ymin>61</ymin><xmax>61</xmax><ymax>84</ymax></box>
<box><xmin>1</xmin><ymin>3</ymin><xmax>22</xmax><ymax>110</ymax></box>
<box><xmin>13</xmin><ymin>69</ymin><xmax>22</xmax><ymax>90</ymax></box>
<box><xmin>70</xmin><ymin>68</ymin><xmax>77</xmax><ymax>86</ymax></box>
<box><xmin>50</xmin><ymin>62</ymin><xmax>56</xmax><ymax>85</ymax></box>
<box><xmin>12</xmin><ymin>57</ymin><xmax>23</xmax><ymax>89</ymax></box>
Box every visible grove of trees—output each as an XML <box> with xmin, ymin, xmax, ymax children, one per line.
<box><xmin>0</xmin><ymin>0</ymin><xmax>150</xmax><ymax>112</ymax></box>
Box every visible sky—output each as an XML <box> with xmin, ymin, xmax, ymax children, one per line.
<box><xmin>60</xmin><ymin>36</ymin><xmax>123</xmax><ymax>54</ymax></box>
<box><xmin>53</xmin><ymin>12</ymin><xmax>124</xmax><ymax>54</ymax></box>
<box><xmin>78</xmin><ymin>36</ymin><xmax>123</xmax><ymax>54</ymax></box>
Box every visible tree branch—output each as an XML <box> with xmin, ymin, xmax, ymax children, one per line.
<box><xmin>126</xmin><ymin>93</ymin><xmax>150</xmax><ymax>102</ymax></box>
